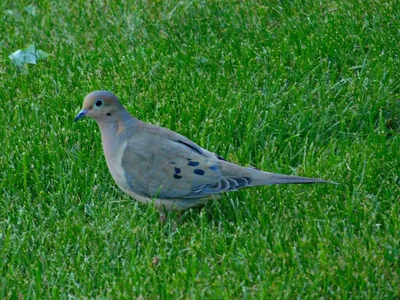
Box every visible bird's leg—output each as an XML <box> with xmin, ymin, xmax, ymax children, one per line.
<box><xmin>177</xmin><ymin>211</ymin><xmax>183</xmax><ymax>221</ymax></box>
<box><xmin>159</xmin><ymin>212</ymin><xmax>167</xmax><ymax>223</ymax></box>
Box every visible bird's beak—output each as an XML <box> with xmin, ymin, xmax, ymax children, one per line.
<box><xmin>74</xmin><ymin>109</ymin><xmax>88</xmax><ymax>122</ymax></box>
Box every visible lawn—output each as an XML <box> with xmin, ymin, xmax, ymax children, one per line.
<box><xmin>0</xmin><ymin>0</ymin><xmax>399</xmax><ymax>298</ymax></box>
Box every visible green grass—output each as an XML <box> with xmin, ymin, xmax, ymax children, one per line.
<box><xmin>1</xmin><ymin>0</ymin><xmax>399</xmax><ymax>298</ymax></box>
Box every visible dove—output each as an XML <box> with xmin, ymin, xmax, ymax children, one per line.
<box><xmin>75</xmin><ymin>91</ymin><xmax>333</xmax><ymax>221</ymax></box>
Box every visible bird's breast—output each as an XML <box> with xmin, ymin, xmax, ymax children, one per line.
<box><xmin>101</xmin><ymin>133</ymin><xmax>130</xmax><ymax>192</ymax></box>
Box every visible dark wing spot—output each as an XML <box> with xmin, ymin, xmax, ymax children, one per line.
<box><xmin>170</xmin><ymin>162</ymin><xmax>176</xmax><ymax>165</ymax></box>
<box><xmin>188</xmin><ymin>161</ymin><xmax>200</xmax><ymax>167</ymax></box>
<box><xmin>209</xmin><ymin>165</ymin><xmax>219</xmax><ymax>171</ymax></box>
<box><xmin>174</xmin><ymin>174</ymin><xmax>183</xmax><ymax>179</ymax></box>
<box><xmin>193</xmin><ymin>169</ymin><xmax>205</xmax><ymax>176</ymax></box>
<box><xmin>174</xmin><ymin>167</ymin><xmax>181</xmax><ymax>174</ymax></box>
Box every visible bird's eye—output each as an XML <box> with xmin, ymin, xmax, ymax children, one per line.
<box><xmin>95</xmin><ymin>100</ymin><xmax>103</xmax><ymax>107</ymax></box>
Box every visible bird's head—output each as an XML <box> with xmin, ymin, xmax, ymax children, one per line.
<box><xmin>74</xmin><ymin>90</ymin><xmax>124</xmax><ymax>122</ymax></box>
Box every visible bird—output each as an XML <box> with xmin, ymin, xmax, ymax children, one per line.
<box><xmin>75</xmin><ymin>91</ymin><xmax>333</xmax><ymax>221</ymax></box>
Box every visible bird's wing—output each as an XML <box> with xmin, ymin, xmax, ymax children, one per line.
<box><xmin>120</xmin><ymin>123</ymin><xmax>234</xmax><ymax>199</ymax></box>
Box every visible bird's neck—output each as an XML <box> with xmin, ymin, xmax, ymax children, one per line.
<box><xmin>98</xmin><ymin>110</ymin><xmax>136</xmax><ymax>133</ymax></box>
<box><xmin>97</xmin><ymin>110</ymin><xmax>138</xmax><ymax>153</ymax></box>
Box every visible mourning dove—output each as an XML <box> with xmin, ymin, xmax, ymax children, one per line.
<box><xmin>75</xmin><ymin>91</ymin><xmax>333</xmax><ymax>220</ymax></box>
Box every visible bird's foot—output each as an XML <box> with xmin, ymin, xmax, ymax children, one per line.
<box><xmin>159</xmin><ymin>212</ymin><xmax>167</xmax><ymax>223</ymax></box>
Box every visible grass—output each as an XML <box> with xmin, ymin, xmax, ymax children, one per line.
<box><xmin>0</xmin><ymin>0</ymin><xmax>399</xmax><ymax>298</ymax></box>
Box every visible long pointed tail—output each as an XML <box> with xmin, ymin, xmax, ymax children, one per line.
<box><xmin>249</xmin><ymin>168</ymin><xmax>336</xmax><ymax>186</ymax></box>
<box><xmin>217</xmin><ymin>161</ymin><xmax>337</xmax><ymax>189</ymax></box>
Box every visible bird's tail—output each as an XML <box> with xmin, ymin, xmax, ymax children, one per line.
<box><xmin>217</xmin><ymin>161</ymin><xmax>336</xmax><ymax>189</ymax></box>
<box><xmin>247</xmin><ymin>168</ymin><xmax>335</xmax><ymax>186</ymax></box>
